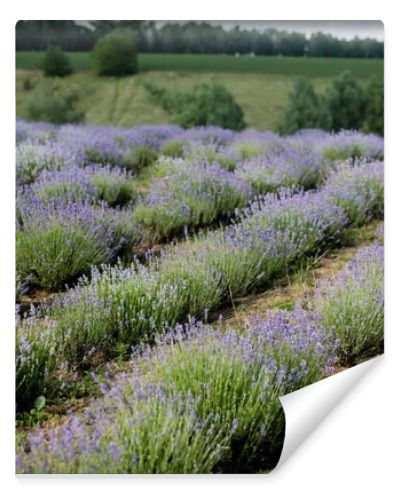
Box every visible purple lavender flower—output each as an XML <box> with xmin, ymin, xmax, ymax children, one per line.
<box><xmin>322</xmin><ymin>160</ymin><xmax>384</xmax><ymax>224</ymax></box>
<box><xmin>14</xmin><ymin>123</ymin><xmax>384</xmax><ymax>469</ymax></box>
<box><xmin>16</xmin><ymin>141</ymin><xmax>82</xmax><ymax>185</ymax></box>
<box><xmin>236</xmin><ymin>144</ymin><xmax>325</xmax><ymax>194</ymax></box>
<box><xmin>16</xmin><ymin>119</ymin><xmax>58</xmax><ymax>145</ymax></box>
<box><xmin>16</xmin><ymin>195</ymin><xmax>140</xmax><ymax>290</ymax></box>
<box><xmin>315</xmin><ymin>244</ymin><xmax>384</xmax><ymax>363</ymax></box>
<box><xmin>30</xmin><ymin>164</ymin><xmax>137</xmax><ymax>207</ymax></box>
<box><xmin>15</xmin><ymin>307</ymin><xmax>336</xmax><ymax>473</ymax></box>
<box><xmin>317</xmin><ymin>130</ymin><xmax>384</xmax><ymax>161</ymax></box>
<box><xmin>134</xmin><ymin>160</ymin><xmax>252</xmax><ymax>239</ymax></box>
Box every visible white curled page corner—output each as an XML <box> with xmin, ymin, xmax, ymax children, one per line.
<box><xmin>276</xmin><ymin>355</ymin><xmax>383</xmax><ymax>470</ymax></box>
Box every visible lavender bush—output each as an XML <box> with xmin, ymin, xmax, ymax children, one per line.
<box><xmin>180</xmin><ymin>142</ymin><xmax>241</xmax><ymax>171</ymax></box>
<box><xmin>236</xmin><ymin>146</ymin><xmax>325</xmax><ymax>194</ymax></box>
<box><xmin>16</xmin><ymin>196</ymin><xmax>140</xmax><ymax>291</ymax></box>
<box><xmin>16</xmin><ymin>381</ymin><xmax>232</xmax><ymax>473</ymax></box>
<box><xmin>16</xmin><ymin>307</ymin><xmax>337</xmax><ymax>473</ymax></box>
<box><xmin>55</xmin><ymin>123</ymin><xmax>182</xmax><ymax>172</ymax></box>
<box><xmin>177</xmin><ymin>125</ymin><xmax>236</xmax><ymax>147</ymax></box>
<box><xmin>323</xmin><ymin>160</ymin><xmax>384</xmax><ymax>224</ymax></box>
<box><xmin>231</xmin><ymin>130</ymin><xmax>283</xmax><ymax>160</ymax></box>
<box><xmin>56</xmin><ymin>146</ymin><xmax>382</xmax><ymax>362</ymax></box>
<box><xmin>232</xmin><ymin>189</ymin><xmax>347</xmax><ymax>258</ymax></box>
<box><xmin>50</xmin><ymin>156</ymin><xmax>382</xmax><ymax>369</ymax></box>
<box><xmin>31</xmin><ymin>165</ymin><xmax>137</xmax><ymax>207</ymax></box>
<box><xmin>52</xmin><ymin>187</ymin><xmax>347</xmax><ymax>368</ymax></box>
<box><xmin>315</xmin><ymin>244</ymin><xmax>384</xmax><ymax>363</ymax></box>
<box><xmin>16</xmin><ymin>142</ymin><xmax>81</xmax><ymax>185</ymax></box>
<box><xmin>134</xmin><ymin>160</ymin><xmax>252</xmax><ymax>240</ymax></box>
<box><xmin>16</xmin><ymin>119</ymin><xmax>58</xmax><ymax>145</ymax></box>
<box><xmin>318</xmin><ymin>130</ymin><xmax>384</xmax><ymax>161</ymax></box>
<box><xmin>161</xmin><ymin>129</ymin><xmax>241</xmax><ymax>171</ymax></box>
<box><xmin>16</xmin><ymin>312</ymin><xmax>61</xmax><ymax>411</ymax></box>
<box><xmin>14</xmin><ymin>122</ymin><xmax>384</xmax><ymax>426</ymax></box>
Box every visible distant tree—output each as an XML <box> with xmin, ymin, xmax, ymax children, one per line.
<box><xmin>42</xmin><ymin>45</ymin><xmax>72</xmax><ymax>77</ymax></box>
<box><xmin>91</xmin><ymin>21</ymin><xmax>152</xmax><ymax>51</ymax></box>
<box><xmin>157</xmin><ymin>23</ymin><xmax>185</xmax><ymax>52</ymax></box>
<box><xmin>225</xmin><ymin>26</ymin><xmax>254</xmax><ymax>54</ymax></box>
<box><xmin>325</xmin><ymin>71</ymin><xmax>366</xmax><ymax>130</ymax></box>
<box><xmin>92</xmin><ymin>31</ymin><xmax>138</xmax><ymax>76</ymax></box>
<box><xmin>363</xmin><ymin>38</ymin><xmax>384</xmax><ymax>58</ymax></box>
<box><xmin>254</xmin><ymin>31</ymin><xmax>274</xmax><ymax>55</ymax></box>
<box><xmin>279</xmin><ymin>79</ymin><xmax>331</xmax><ymax>134</ymax></box>
<box><xmin>308</xmin><ymin>32</ymin><xmax>343</xmax><ymax>57</ymax></box>
<box><xmin>145</xmin><ymin>82</ymin><xmax>246</xmax><ymax>130</ymax></box>
<box><xmin>271</xmin><ymin>30</ymin><xmax>306</xmax><ymax>56</ymax></box>
<box><xmin>24</xmin><ymin>79</ymin><xmax>84</xmax><ymax>124</ymax></box>
<box><xmin>16</xmin><ymin>20</ymin><xmax>384</xmax><ymax>57</ymax></box>
<box><xmin>16</xmin><ymin>21</ymin><xmax>93</xmax><ymax>51</ymax></box>
<box><xmin>176</xmin><ymin>83</ymin><xmax>246</xmax><ymax>129</ymax></box>
<box><xmin>363</xmin><ymin>76</ymin><xmax>384</xmax><ymax>135</ymax></box>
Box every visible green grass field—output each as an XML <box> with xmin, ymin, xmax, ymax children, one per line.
<box><xmin>16</xmin><ymin>52</ymin><xmax>383</xmax><ymax>131</ymax></box>
<box><xmin>16</xmin><ymin>52</ymin><xmax>383</xmax><ymax>79</ymax></box>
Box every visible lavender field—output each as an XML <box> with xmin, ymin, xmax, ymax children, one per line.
<box><xmin>15</xmin><ymin>120</ymin><xmax>384</xmax><ymax>473</ymax></box>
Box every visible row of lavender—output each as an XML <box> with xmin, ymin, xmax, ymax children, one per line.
<box><xmin>16</xmin><ymin>231</ymin><xmax>384</xmax><ymax>473</ymax></box>
<box><xmin>16</xmin><ymin>158</ymin><xmax>383</xmax><ymax>411</ymax></box>
<box><xmin>16</xmin><ymin>120</ymin><xmax>383</xmax><ymax>293</ymax></box>
<box><xmin>16</xmin><ymin>120</ymin><xmax>384</xmax><ymax>177</ymax></box>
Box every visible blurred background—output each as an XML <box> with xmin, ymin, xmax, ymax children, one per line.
<box><xmin>15</xmin><ymin>20</ymin><xmax>384</xmax><ymax>134</ymax></box>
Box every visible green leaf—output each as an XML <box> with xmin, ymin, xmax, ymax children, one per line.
<box><xmin>33</xmin><ymin>395</ymin><xmax>46</xmax><ymax>411</ymax></box>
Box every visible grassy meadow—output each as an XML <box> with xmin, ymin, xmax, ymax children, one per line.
<box><xmin>16</xmin><ymin>52</ymin><xmax>384</xmax><ymax>78</ymax></box>
<box><xmin>16</xmin><ymin>52</ymin><xmax>383</xmax><ymax>130</ymax></box>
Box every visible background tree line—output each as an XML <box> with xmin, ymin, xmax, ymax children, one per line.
<box><xmin>16</xmin><ymin>21</ymin><xmax>383</xmax><ymax>58</ymax></box>
<box><xmin>280</xmin><ymin>72</ymin><xmax>384</xmax><ymax>135</ymax></box>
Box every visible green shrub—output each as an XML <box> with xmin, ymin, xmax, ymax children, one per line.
<box><xmin>22</xmin><ymin>75</ymin><xmax>35</xmax><ymax>91</ymax></box>
<box><xmin>92</xmin><ymin>31</ymin><xmax>138</xmax><ymax>76</ymax></box>
<box><xmin>279</xmin><ymin>79</ymin><xmax>331</xmax><ymax>134</ymax></box>
<box><xmin>146</xmin><ymin>82</ymin><xmax>246</xmax><ymax>131</ymax></box>
<box><xmin>24</xmin><ymin>80</ymin><xmax>84</xmax><ymax>124</ymax></box>
<box><xmin>41</xmin><ymin>46</ymin><xmax>73</xmax><ymax>77</ymax></box>
<box><xmin>280</xmin><ymin>73</ymin><xmax>383</xmax><ymax>135</ymax></box>
<box><xmin>325</xmin><ymin>71</ymin><xmax>366</xmax><ymax>131</ymax></box>
<box><xmin>363</xmin><ymin>76</ymin><xmax>384</xmax><ymax>136</ymax></box>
